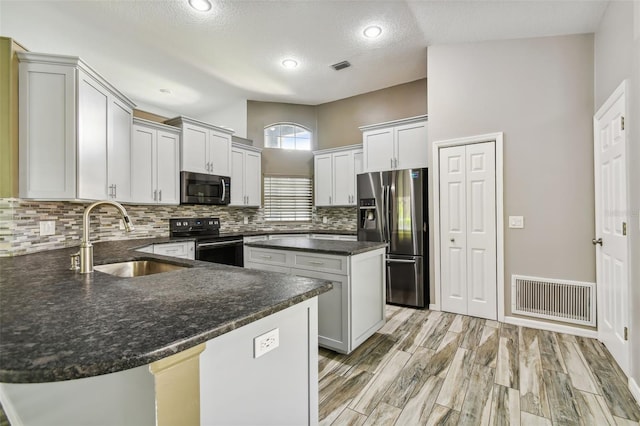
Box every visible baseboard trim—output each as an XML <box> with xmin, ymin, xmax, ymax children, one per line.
<box><xmin>428</xmin><ymin>304</ymin><xmax>438</xmax><ymax>311</ymax></box>
<box><xmin>630</xmin><ymin>378</ymin><xmax>640</xmax><ymax>405</ymax></box>
<box><xmin>503</xmin><ymin>315</ymin><xmax>597</xmax><ymax>339</ymax></box>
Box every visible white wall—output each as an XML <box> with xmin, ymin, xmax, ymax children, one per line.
<box><xmin>594</xmin><ymin>0</ymin><xmax>640</xmax><ymax>395</ymax></box>
<box><xmin>427</xmin><ymin>34</ymin><xmax>595</xmax><ymax>319</ymax></box>
<box><xmin>197</xmin><ymin>99</ymin><xmax>248</xmax><ymax>138</ymax></box>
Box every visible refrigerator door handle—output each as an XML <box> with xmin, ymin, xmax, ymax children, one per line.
<box><xmin>383</xmin><ymin>185</ymin><xmax>390</xmax><ymax>242</ymax></box>
<box><xmin>386</xmin><ymin>258</ymin><xmax>416</xmax><ymax>264</ymax></box>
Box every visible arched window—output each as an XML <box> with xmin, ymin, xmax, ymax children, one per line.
<box><xmin>264</xmin><ymin>123</ymin><xmax>312</xmax><ymax>150</ymax></box>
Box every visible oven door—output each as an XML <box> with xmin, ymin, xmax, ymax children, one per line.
<box><xmin>196</xmin><ymin>239</ymin><xmax>244</xmax><ymax>266</ymax></box>
<box><xmin>180</xmin><ymin>171</ymin><xmax>230</xmax><ymax>205</ymax></box>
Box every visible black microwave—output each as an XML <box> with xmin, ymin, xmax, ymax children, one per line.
<box><xmin>180</xmin><ymin>171</ymin><xmax>230</xmax><ymax>205</ymax></box>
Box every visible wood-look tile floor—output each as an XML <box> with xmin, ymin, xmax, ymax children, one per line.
<box><xmin>319</xmin><ymin>305</ymin><xmax>640</xmax><ymax>425</ymax></box>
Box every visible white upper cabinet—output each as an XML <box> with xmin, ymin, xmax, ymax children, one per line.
<box><xmin>131</xmin><ymin>118</ymin><xmax>180</xmax><ymax>205</ymax></box>
<box><xmin>360</xmin><ymin>115</ymin><xmax>428</xmax><ymax>172</ymax></box>
<box><xmin>230</xmin><ymin>143</ymin><xmax>262</xmax><ymax>207</ymax></box>
<box><xmin>165</xmin><ymin>116</ymin><xmax>233</xmax><ymax>177</ymax></box>
<box><xmin>18</xmin><ymin>52</ymin><xmax>135</xmax><ymax>200</ymax></box>
<box><xmin>313</xmin><ymin>145</ymin><xmax>362</xmax><ymax>207</ymax></box>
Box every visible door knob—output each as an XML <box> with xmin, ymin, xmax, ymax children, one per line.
<box><xmin>592</xmin><ymin>238</ymin><xmax>603</xmax><ymax>246</ymax></box>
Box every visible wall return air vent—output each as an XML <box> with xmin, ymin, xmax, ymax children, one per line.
<box><xmin>511</xmin><ymin>275</ymin><xmax>596</xmax><ymax>327</ymax></box>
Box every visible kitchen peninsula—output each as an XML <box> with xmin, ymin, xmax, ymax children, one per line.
<box><xmin>0</xmin><ymin>239</ymin><xmax>331</xmax><ymax>425</ymax></box>
<box><xmin>245</xmin><ymin>237</ymin><xmax>387</xmax><ymax>354</ymax></box>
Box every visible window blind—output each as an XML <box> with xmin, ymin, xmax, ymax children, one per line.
<box><xmin>263</xmin><ymin>176</ymin><xmax>312</xmax><ymax>222</ymax></box>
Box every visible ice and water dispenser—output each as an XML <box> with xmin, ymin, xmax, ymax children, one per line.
<box><xmin>359</xmin><ymin>198</ymin><xmax>377</xmax><ymax>230</ymax></box>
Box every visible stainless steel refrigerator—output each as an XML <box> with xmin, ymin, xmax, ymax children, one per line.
<box><xmin>357</xmin><ymin>168</ymin><xmax>428</xmax><ymax>308</ymax></box>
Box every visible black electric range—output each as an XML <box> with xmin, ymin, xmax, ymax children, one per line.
<box><xmin>170</xmin><ymin>218</ymin><xmax>244</xmax><ymax>267</ymax></box>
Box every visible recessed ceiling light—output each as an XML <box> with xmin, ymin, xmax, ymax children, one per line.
<box><xmin>282</xmin><ymin>59</ymin><xmax>298</xmax><ymax>69</ymax></box>
<box><xmin>363</xmin><ymin>25</ymin><xmax>382</xmax><ymax>39</ymax></box>
<box><xmin>188</xmin><ymin>0</ymin><xmax>212</xmax><ymax>12</ymax></box>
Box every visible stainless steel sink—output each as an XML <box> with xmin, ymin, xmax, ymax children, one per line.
<box><xmin>94</xmin><ymin>260</ymin><xmax>188</xmax><ymax>277</ymax></box>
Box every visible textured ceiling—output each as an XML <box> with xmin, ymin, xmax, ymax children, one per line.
<box><xmin>0</xmin><ymin>0</ymin><xmax>608</xmax><ymax>116</ymax></box>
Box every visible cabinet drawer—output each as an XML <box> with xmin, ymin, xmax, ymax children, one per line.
<box><xmin>243</xmin><ymin>235</ymin><xmax>269</xmax><ymax>243</ymax></box>
<box><xmin>246</xmin><ymin>248</ymin><xmax>288</xmax><ymax>265</ymax></box>
<box><xmin>153</xmin><ymin>242</ymin><xmax>194</xmax><ymax>259</ymax></box>
<box><xmin>269</xmin><ymin>234</ymin><xmax>309</xmax><ymax>240</ymax></box>
<box><xmin>294</xmin><ymin>253</ymin><xmax>346</xmax><ymax>275</ymax></box>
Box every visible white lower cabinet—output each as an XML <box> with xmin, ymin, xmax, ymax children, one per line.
<box><xmin>0</xmin><ymin>299</ymin><xmax>318</xmax><ymax>426</ymax></box>
<box><xmin>136</xmin><ymin>241</ymin><xmax>195</xmax><ymax>260</ymax></box>
<box><xmin>131</xmin><ymin>118</ymin><xmax>180</xmax><ymax>205</ymax></box>
<box><xmin>200</xmin><ymin>298</ymin><xmax>318</xmax><ymax>425</ymax></box>
<box><xmin>244</xmin><ymin>246</ymin><xmax>386</xmax><ymax>354</ymax></box>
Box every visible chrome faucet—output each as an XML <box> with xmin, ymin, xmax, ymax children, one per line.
<box><xmin>76</xmin><ymin>200</ymin><xmax>134</xmax><ymax>273</ymax></box>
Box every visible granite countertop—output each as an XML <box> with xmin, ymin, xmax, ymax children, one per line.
<box><xmin>216</xmin><ymin>229</ymin><xmax>357</xmax><ymax>239</ymax></box>
<box><xmin>0</xmin><ymin>238</ymin><xmax>332</xmax><ymax>384</ymax></box>
<box><xmin>245</xmin><ymin>238</ymin><xmax>387</xmax><ymax>255</ymax></box>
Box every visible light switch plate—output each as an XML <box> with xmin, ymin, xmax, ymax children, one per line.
<box><xmin>39</xmin><ymin>221</ymin><xmax>55</xmax><ymax>236</ymax></box>
<box><xmin>243</xmin><ymin>216</ymin><xmax>249</xmax><ymax>225</ymax></box>
<box><xmin>509</xmin><ymin>216</ymin><xmax>524</xmax><ymax>229</ymax></box>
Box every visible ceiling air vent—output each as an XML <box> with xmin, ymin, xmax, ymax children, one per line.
<box><xmin>331</xmin><ymin>61</ymin><xmax>351</xmax><ymax>71</ymax></box>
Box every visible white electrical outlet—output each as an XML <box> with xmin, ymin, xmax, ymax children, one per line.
<box><xmin>244</xmin><ymin>216</ymin><xmax>249</xmax><ymax>225</ymax></box>
<box><xmin>119</xmin><ymin>219</ymin><xmax>125</xmax><ymax>230</ymax></box>
<box><xmin>322</xmin><ymin>216</ymin><xmax>328</xmax><ymax>224</ymax></box>
<box><xmin>254</xmin><ymin>328</ymin><xmax>279</xmax><ymax>358</ymax></box>
<box><xmin>508</xmin><ymin>216</ymin><xmax>524</xmax><ymax>229</ymax></box>
<box><xmin>39</xmin><ymin>221</ymin><xmax>55</xmax><ymax>236</ymax></box>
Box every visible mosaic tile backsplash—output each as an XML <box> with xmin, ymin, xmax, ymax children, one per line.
<box><xmin>0</xmin><ymin>198</ymin><xmax>357</xmax><ymax>257</ymax></box>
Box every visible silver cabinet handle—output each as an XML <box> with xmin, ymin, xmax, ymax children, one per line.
<box><xmin>391</xmin><ymin>158</ymin><xmax>393</xmax><ymax>168</ymax></box>
<box><xmin>113</xmin><ymin>184</ymin><xmax>117</xmax><ymax>198</ymax></box>
<box><xmin>221</xmin><ymin>178</ymin><xmax>226</xmax><ymax>202</ymax></box>
<box><xmin>592</xmin><ymin>238</ymin><xmax>603</xmax><ymax>246</ymax></box>
<box><xmin>153</xmin><ymin>190</ymin><xmax>158</xmax><ymax>201</ymax></box>
<box><xmin>260</xmin><ymin>255</ymin><xmax>272</xmax><ymax>259</ymax></box>
<box><xmin>386</xmin><ymin>258</ymin><xmax>416</xmax><ymax>264</ymax></box>
<box><xmin>308</xmin><ymin>260</ymin><xmax>325</xmax><ymax>265</ymax></box>
<box><xmin>329</xmin><ymin>195</ymin><xmax>332</xmax><ymax>205</ymax></box>
<box><xmin>159</xmin><ymin>189</ymin><xmax>162</xmax><ymax>202</ymax></box>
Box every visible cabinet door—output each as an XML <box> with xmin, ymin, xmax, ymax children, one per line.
<box><xmin>230</xmin><ymin>148</ymin><xmax>245</xmax><ymax>206</ymax></box>
<box><xmin>19</xmin><ymin>63</ymin><xmax>76</xmax><ymax>199</ymax></box>
<box><xmin>130</xmin><ymin>125</ymin><xmax>155</xmax><ymax>203</ymax></box>
<box><xmin>245</xmin><ymin>151</ymin><xmax>262</xmax><ymax>206</ymax></box>
<box><xmin>209</xmin><ymin>130</ymin><xmax>231</xmax><ymax>177</ymax></box>
<box><xmin>77</xmin><ymin>72</ymin><xmax>109</xmax><ymax>200</ymax></box>
<box><xmin>395</xmin><ymin>121</ymin><xmax>427</xmax><ymax>170</ymax></box>
<box><xmin>290</xmin><ymin>268</ymin><xmax>349</xmax><ymax>354</ymax></box>
<box><xmin>363</xmin><ymin>128</ymin><xmax>394</xmax><ymax>172</ymax></box>
<box><xmin>314</xmin><ymin>154</ymin><xmax>333</xmax><ymax>206</ymax></box>
<box><xmin>332</xmin><ymin>151</ymin><xmax>353</xmax><ymax>206</ymax></box>
<box><xmin>181</xmin><ymin>124</ymin><xmax>208</xmax><ymax>174</ymax></box>
<box><xmin>156</xmin><ymin>130</ymin><xmax>180</xmax><ymax>204</ymax></box>
<box><xmin>107</xmin><ymin>98</ymin><xmax>133</xmax><ymax>202</ymax></box>
<box><xmin>352</xmin><ymin>150</ymin><xmax>363</xmax><ymax>206</ymax></box>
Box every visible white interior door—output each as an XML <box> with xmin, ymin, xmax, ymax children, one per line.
<box><xmin>440</xmin><ymin>145</ymin><xmax>468</xmax><ymax>315</ymax></box>
<box><xmin>594</xmin><ymin>81</ymin><xmax>629</xmax><ymax>376</ymax></box>
<box><xmin>465</xmin><ymin>143</ymin><xmax>497</xmax><ymax>319</ymax></box>
<box><xmin>440</xmin><ymin>142</ymin><xmax>497</xmax><ymax>320</ymax></box>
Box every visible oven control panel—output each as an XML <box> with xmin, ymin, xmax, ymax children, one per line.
<box><xmin>170</xmin><ymin>217</ymin><xmax>220</xmax><ymax>235</ymax></box>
